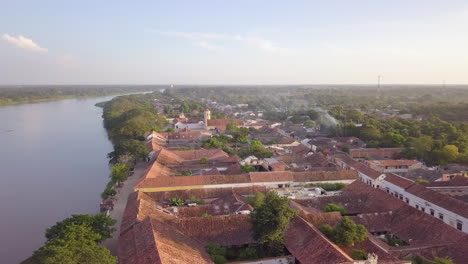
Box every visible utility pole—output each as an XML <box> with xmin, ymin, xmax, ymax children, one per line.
<box><xmin>377</xmin><ymin>75</ymin><xmax>381</xmax><ymax>98</ymax></box>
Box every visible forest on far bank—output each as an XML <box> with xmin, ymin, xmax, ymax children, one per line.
<box><xmin>0</xmin><ymin>85</ymin><xmax>162</xmax><ymax>106</ymax></box>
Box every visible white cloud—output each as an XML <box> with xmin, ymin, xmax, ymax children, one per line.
<box><xmin>2</xmin><ymin>34</ymin><xmax>48</xmax><ymax>52</ymax></box>
<box><xmin>158</xmin><ymin>30</ymin><xmax>292</xmax><ymax>54</ymax></box>
<box><xmin>195</xmin><ymin>40</ymin><xmax>222</xmax><ymax>50</ymax></box>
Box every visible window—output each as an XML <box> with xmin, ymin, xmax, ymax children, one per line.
<box><xmin>430</xmin><ymin>209</ymin><xmax>434</xmax><ymax>216</ymax></box>
<box><xmin>416</xmin><ymin>205</ymin><xmax>419</xmax><ymax>209</ymax></box>
<box><xmin>421</xmin><ymin>207</ymin><xmax>425</xmax><ymax>213</ymax></box>
<box><xmin>405</xmin><ymin>198</ymin><xmax>409</xmax><ymax>204</ymax></box>
<box><xmin>439</xmin><ymin>213</ymin><xmax>444</xmax><ymax>220</ymax></box>
<box><xmin>386</xmin><ymin>188</ymin><xmax>389</xmax><ymax>193</ymax></box>
<box><xmin>457</xmin><ymin>221</ymin><xmax>463</xmax><ymax>231</ymax></box>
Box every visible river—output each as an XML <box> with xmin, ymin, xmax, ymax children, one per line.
<box><xmin>0</xmin><ymin>95</ymin><xmax>127</xmax><ymax>263</ymax></box>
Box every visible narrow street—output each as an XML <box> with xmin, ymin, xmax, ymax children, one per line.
<box><xmin>102</xmin><ymin>161</ymin><xmax>148</xmax><ymax>255</ymax></box>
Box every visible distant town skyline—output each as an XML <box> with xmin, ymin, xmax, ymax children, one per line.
<box><xmin>2</xmin><ymin>0</ymin><xmax>468</xmax><ymax>84</ymax></box>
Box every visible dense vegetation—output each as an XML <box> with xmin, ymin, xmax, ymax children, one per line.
<box><xmin>102</xmin><ymin>94</ymin><xmax>167</xmax><ymax>164</ymax></box>
<box><xmin>24</xmin><ymin>214</ymin><xmax>117</xmax><ymax>264</ymax></box>
<box><xmin>100</xmin><ymin>94</ymin><xmax>167</xmax><ymax>199</ymax></box>
<box><xmin>250</xmin><ymin>192</ymin><xmax>297</xmax><ymax>256</ymax></box>
<box><xmin>332</xmin><ymin>113</ymin><xmax>468</xmax><ymax>165</ymax></box>
<box><xmin>320</xmin><ymin>216</ymin><xmax>368</xmax><ymax>246</ymax></box>
<box><xmin>0</xmin><ymin>85</ymin><xmax>158</xmax><ymax>106</ymax></box>
<box><xmin>324</xmin><ymin>203</ymin><xmax>346</xmax><ymax>214</ymax></box>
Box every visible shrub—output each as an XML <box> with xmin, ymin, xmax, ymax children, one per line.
<box><xmin>211</xmin><ymin>255</ymin><xmax>227</xmax><ymax>264</ymax></box>
<box><xmin>321</xmin><ymin>216</ymin><xmax>368</xmax><ymax>246</ymax></box>
<box><xmin>238</xmin><ymin>247</ymin><xmax>258</xmax><ymax>261</ymax></box>
<box><xmin>415</xmin><ymin>179</ymin><xmax>429</xmax><ymax>184</ymax></box>
<box><xmin>169</xmin><ymin>197</ymin><xmax>185</xmax><ymax>206</ymax></box>
<box><xmin>200</xmin><ymin>157</ymin><xmax>209</xmax><ymax>164</ymax></box>
<box><xmin>324</xmin><ymin>203</ymin><xmax>346</xmax><ymax>214</ymax></box>
<box><xmin>316</xmin><ymin>183</ymin><xmax>347</xmax><ymax>191</ymax></box>
<box><xmin>351</xmin><ymin>249</ymin><xmax>367</xmax><ymax>260</ymax></box>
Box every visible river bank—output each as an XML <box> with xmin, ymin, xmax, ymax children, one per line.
<box><xmin>101</xmin><ymin>161</ymin><xmax>149</xmax><ymax>254</ymax></box>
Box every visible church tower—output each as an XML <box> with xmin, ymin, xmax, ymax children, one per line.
<box><xmin>204</xmin><ymin>109</ymin><xmax>211</xmax><ymax>129</ymax></box>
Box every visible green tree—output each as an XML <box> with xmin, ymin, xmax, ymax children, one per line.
<box><xmin>351</xmin><ymin>249</ymin><xmax>367</xmax><ymax>260</ymax></box>
<box><xmin>169</xmin><ymin>197</ymin><xmax>185</xmax><ymax>206</ymax></box>
<box><xmin>304</xmin><ymin>119</ymin><xmax>316</xmax><ymax>128</ymax></box>
<box><xmin>238</xmin><ymin>247</ymin><xmax>258</xmax><ymax>261</ymax></box>
<box><xmin>415</xmin><ymin>179</ymin><xmax>429</xmax><ymax>184</ymax></box>
<box><xmin>247</xmin><ymin>192</ymin><xmax>266</xmax><ymax>208</ymax></box>
<box><xmin>411</xmin><ymin>136</ymin><xmax>434</xmax><ymax>156</ymax></box>
<box><xmin>324</xmin><ymin>203</ymin><xmax>345</xmax><ymax>214</ymax></box>
<box><xmin>241</xmin><ymin>164</ymin><xmax>257</xmax><ymax>173</ymax></box>
<box><xmin>432</xmin><ymin>257</ymin><xmax>455</xmax><ymax>264</ymax></box>
<box><xmin>360</xmin><ymin>126</ymin><xmax>382</xmax><ymax>141</ymax></box>
<box><xmin>205</xmin><ymin>243</ymin><xmax>227</xmax><ymax>264</ymax></box>
<box><xmin>250</xmin><ymin>192</ymin><xmax>297</xmax><ymax>255</ymax></box>
<box><xmin>341</xmin><ymin>144</ymin><xmax>350</xmax><ymax>153</ymax></box>
<box><xmin>45</xmin><ymin>214</ymin><xmax>116</xmax><ymax>242</ymax></box>
<box><xmin>110</xmin><ymin>163</ymin><xmax>130</xmax><ymax>185</ymax></box>
<box><xmin>33</xmin><ymin>225</ymin><xmax>117</xmax><ymax>264</ymax></box>
<box><xmin>439</xmin><ymin>145</ymin><xmax>459</xmax><ymax>163</ymax></box>
<box><xmin>321</xmin><ymin>216</ymin><xmax>367</xmax><ymax>246</ymax></box>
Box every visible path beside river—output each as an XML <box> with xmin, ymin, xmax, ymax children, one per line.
<box><xmin>102</xmin><ymin>161</ymin><xmax>149</xmax><ymax>255</ymax></box>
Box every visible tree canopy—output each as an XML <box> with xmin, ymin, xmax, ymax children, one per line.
<box><xmin>33</xmin><ymin>225</ymin><xmax>117</xmax><ymax>264</ymax></box>
<box><xmin>321</xmin><ymin>216</ymin><xmax>367</xmax><ymax>246</ymax></box>
<box><xmin>250</xmin><ymin>192</ymin><xmax>297</xmax><ymax>255</ymax></box>
<box><xmin>45</xmin><ymin>213</ymin><xmax>116</xmax><ymax>242</ymax></box>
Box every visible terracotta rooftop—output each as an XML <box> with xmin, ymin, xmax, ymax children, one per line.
<box><xmin>136</xmin><ymin>160</ymin><xmax>357</xmax><ymax>190</ymax></box>
<box><xmin>351</xmin><ymin>205</ymin><xmax>466</xmax><ymax>247</ymax></box>
<box><xmin>295</xmin><ymin>181</ymin><xmax>405</xmax><ymax>215</ymax></box>
<box><xmin>367</xmin><ymin>159</ymin><xmax>421</xmax><ymax>167</ymax></box>
<box><xmin>278</xmin><ymin>137</ymin><xmax>297</xmax><ymax>144</ymax></box>
<box><xmin>173</xmin><ymin>214</ymin><xmax>254</xmax><ymax>247</ymax></box>
<box><xmin>118</xmin><ymin>217</ymin><xmax>213</xmax><ymax>264</ymax></box>
<box><xmin>405</xmin><ymin>183</ymin><xmax>468</xmax><ymax>219</ymax></box>
<box><xmin>334</xmin><ymin>154</ymin><xmax>383</xmax><ymax>179</ymax></box>
<box><xmin>292</xmin><ymin>170</ymin><xmax>357</xmax><ymax>182</ymax></box>
<box><xmin>349</xmin><ymin>148</ymin><xmax>405</xmax><ymax>159</ymax></box>
<box><xmin>291</xmin><ymin>144</ymin><xmax>310</xmax><ymax>154</ymax></box>
<box><xmin>384</xmin><ymin>173</ymin><xmax>414</xmax><ymax>189</ymax></box>
<box><xmin>284</xmin><ymin>216</ymin><xmax>354</xmax><ymax>264</ymax></box>
<box><xmin>156</xmin><ymin>148</ymin><xmax>231</xmax><ymax>165</ymax></box>
<box><xmin>427</xmin><ymin>176</ymin><xmax>468</xmax><ymax>187</ymax></box>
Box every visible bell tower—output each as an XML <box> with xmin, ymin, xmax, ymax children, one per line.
<box><xmin>204</xmin><ymin>109</ymin><xmax>211</xmax><ymax>129</ymax></box>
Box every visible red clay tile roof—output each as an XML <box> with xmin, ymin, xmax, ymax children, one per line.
<box><xmin>156</xmin><ymin>148</ymin><xmax>230</xmax><ymax>165</ymax></box>
<box><xmin>367</xmin><ymin>159</ymin><xmax>421</xmax><ymax>167</ymax></box>
<box><xmin>136</xmin><ymin>157</ymin><xmax>359</xmax><ymax>190</ymax></box>
<box><xmin>405</xmin><ymin>183</ymin><xmax>468</xmax><ymax>219</ymax></box>
<box><xmin>291</xmin><ymin>144</ymin><xmax>310</xmax><ymax>154</ymax></box>
<box><xmin>284</xmin><ymin>216</ymin><xmax>354</xmax><ymax>264</ymax></box>
<box><xmin>334</xmin><ymin>154</ymin><xmax>383</xmax><ymax>179</ymax></box>
<box><xmin>295</xmin><ymin>181</ymin><xmax>405</xmax><ymax>215</ymax></box>
<box><xmin>292</xmin><ymin>170</ymin><xmax>357</xmax><ymax>182</ymax></box>
<box><xmin>278</xmin><ymin>137</ymin><xmax>296</xmax><ymax>144</ymax></box>
<box><xmin>172</xmin><ymin>214</ymin><xmax>254</xmax><ymax>247</ymax></box>
<box><xmin>249</xmin><ymin>171</ymin><xmax>293</xmax><ymax>183</ymax></box>
<box><xmin>118</xmin><ymin>217</ymin><xmax>213</xmax><ymax>264</ymax></box>
<box><xmin>349</xmin><ymin>148</ymin><xmax>405</xmax><ymax>159</ymax></box>
<box><xmin>427</xmin><ymin>176</ymin><xmax>468</xmax><ymax>187</ymax></box>
<box><xmin>351</xmin><ymin>205</ymin><xmax>466</xmax><ymax>247</ymax></box>
<box><xmin>384</xmin><ymin>173</ymin><xmax>414</xmax><ymax>189</ymax></box>
<box><xmin>207</xmin><ymin>119</ymin><xmax>243</xmax><ymax>127</ymax></box>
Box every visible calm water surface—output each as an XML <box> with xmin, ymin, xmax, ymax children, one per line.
<box><xmin>0</xmin><ymin>95</ymin><xmax>123</xmax><ymax>263</ymax></box>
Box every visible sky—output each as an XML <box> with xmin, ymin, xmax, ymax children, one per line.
<box><xmin>1</xmin><ymin>0</ymin><xmax>468</xmax><ymax>85</ymax></box>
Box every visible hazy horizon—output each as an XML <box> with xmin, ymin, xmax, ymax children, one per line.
<box><xmin>2</xmin><ymin>0</ymin><xmax>468</xmax><ymax>84</ymax></box>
